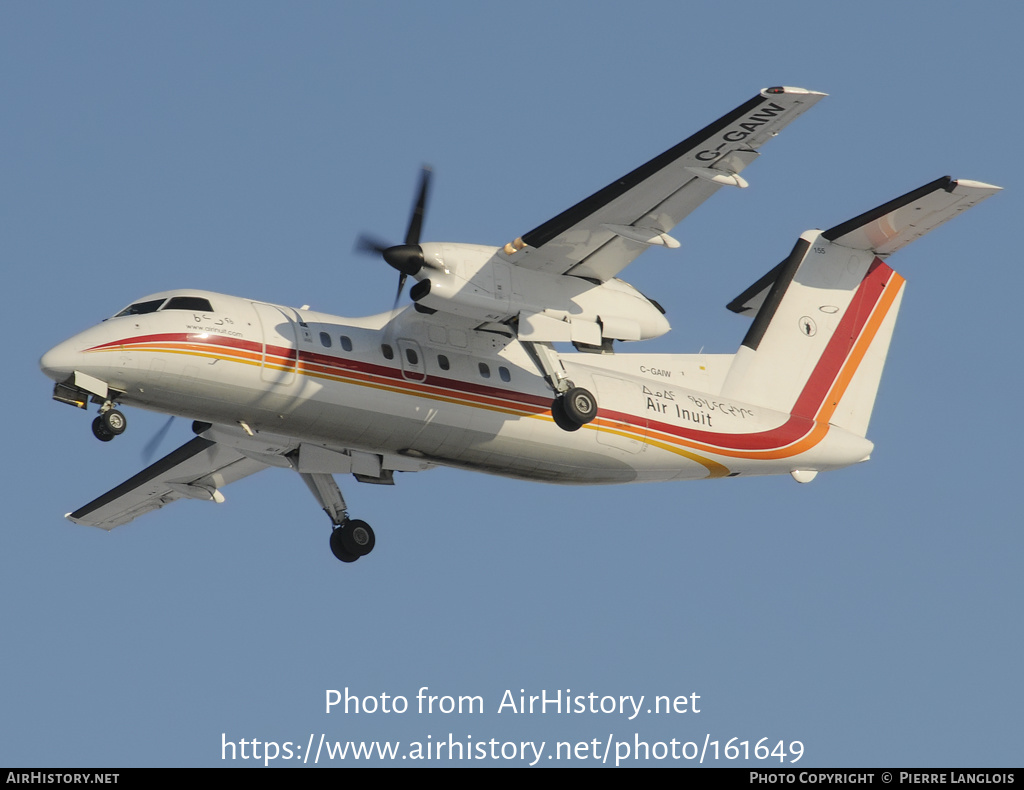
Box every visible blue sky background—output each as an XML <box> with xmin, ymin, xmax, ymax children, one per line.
<box><xmin>3</xmin><ymin>1</ymin><xmax>1020</xmax><ymax>767</ymax></box>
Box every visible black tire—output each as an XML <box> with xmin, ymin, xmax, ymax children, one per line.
<box><xmin>341</xmin><ymin>519</ymin><xmax>376</xmax><ymax>556</ymax></box>
<box><xmin>91</xmin><ymin>416</ymin><xmax>114</xmax><ymax>442</ymax></box>
<box><xmin>561</xmin><ymin>387</ymin><xmax>597</xmax><ymax>425</ymax></box>
<box><xmin>330</xmin><ymin>529</ymin><xmax>359</xmax><ymax>563</ymax></box>
<box><xmin>550</xmin><ymin>397</ymin><xmax>582</xmax><ymax>432</ymax></box>
<box><xmin>101</xmin><ymin>409</ymin><xmax>127</xmax><ymax>435</ymax></box>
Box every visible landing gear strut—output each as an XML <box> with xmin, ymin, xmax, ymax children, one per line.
<box><xmin>298</xmin><ymin>470</ymin><xmax>377</xmax><ymax>564</ymax></box>
<box><xmin>521</xmin><ymin>340</ymin><xmax>599</xmax><ymax>432</ymax></box>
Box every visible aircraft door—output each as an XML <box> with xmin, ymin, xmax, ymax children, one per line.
<box><xmin>397</xmin><ymin>339</ymin><xmax>426</xmax><ymax>382</ymax></box>
<box><xmin>253</xmin><ymin>302</ymin><xmax>299</xmax><ymax>385</ymax></box>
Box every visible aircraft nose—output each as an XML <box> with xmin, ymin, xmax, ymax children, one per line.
<box><xmin>40</xmin><ymin>339</ymin><xmax>81</xmax><ymax>381</ymax></box>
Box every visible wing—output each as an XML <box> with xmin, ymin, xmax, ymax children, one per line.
<box><xmin>67</xmin><ymin>437</ymin><xmax>270</xmax><ymax>530</ymax></box>
<box><xmin>500</xmin><ymin>86</ymin><xmax>826</xmax><ymax>282</ymax></box>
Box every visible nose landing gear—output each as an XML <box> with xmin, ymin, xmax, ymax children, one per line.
<box><xmin>91</xmin><ymin>408</ymin><xmax>127</xmax><ymax>442</ymax></box>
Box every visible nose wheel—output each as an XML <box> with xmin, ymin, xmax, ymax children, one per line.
<box><xmin>91</xmin><ymin>409</ymin><xmax>127</xmax><ymax>442</ymax></box>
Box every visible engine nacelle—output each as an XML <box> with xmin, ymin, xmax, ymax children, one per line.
<box><xmin>411</xmin><ymin>243</ymin><xmax>670</xmax><ymax>344</ymax></box>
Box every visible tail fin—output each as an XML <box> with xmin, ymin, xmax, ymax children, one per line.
<box><xmin>720</xmin><ymin>176</ymin><xmax>999</xmax><ymax>436</ymax></box>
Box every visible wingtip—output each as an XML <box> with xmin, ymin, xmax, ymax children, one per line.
<box><xmin>953</xmin><ymin>178</ymin><xmax>1003</xmax><ymax>192</ymax></box>
<box><xmin>761</xmin><ymin>86</ymin><xmax>829</xmax><ymax>98</ymax></box>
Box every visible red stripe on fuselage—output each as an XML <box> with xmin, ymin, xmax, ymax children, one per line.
<box><xmin>90</xmin><ymin>332</ymin><xmax>552</xmax><ymax>410</ymax></box>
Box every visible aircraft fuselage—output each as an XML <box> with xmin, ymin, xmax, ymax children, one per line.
<box><xmin>41</xmin><ymin>289</ymin><xmax>873</xmax><ymax>486</ymax></box>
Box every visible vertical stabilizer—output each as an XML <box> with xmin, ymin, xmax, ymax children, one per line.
<box><xmin>721</xmin><ymin>177</ymin><xmax>999</xmax><ymax>436</ymax></box>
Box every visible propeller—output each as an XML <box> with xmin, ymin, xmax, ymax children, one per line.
<box><xmin>142</xmin><ymin>415</ymin><xmax>176</xmax><ymax>464</ymax></box>
<box><xmin>355</xmin><ymin>167</ymin><xmax>432</xmax><ymax>312</ymax></box>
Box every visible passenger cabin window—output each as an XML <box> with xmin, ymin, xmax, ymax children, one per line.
<box><xmin>405</xmin><ymin>348</ymin><xmax>418</xmax><ymax>365</ymax></box>
<box><xmin>437</xmin><ymin>354</ymin><xmax>450</xmax><ymax>371</ymax></box>
<box><xmin>319</xmin><ymin>331</ymin><xmax>332</xmax><ymax>348</ymax></box>
<box><xmin>478</xmin><ymin>362</ymin><xmax>491</xmax><ymax>379</ymax></box>
<box><xmin>114</xmin><ymin>298</ymin><xmax>165</xmax><ymax>317</ymax></box>
<box><xmin>340</xmin><ymin>336</ymin><xmax>353</xmax><ymax>352</ymax></box>
<box><xmin>381</xmin><ymin>344</ymin><xmax>394</xmax><ymax>360</ymax></box>
<box><xmin>164</xmin><ymin>296</ymin><xmax>214</xmax><ymax>312</ymax></box>
<box><xmin>499</xmin><ymin>366</ymin><xmax>511</xmax><ymax>382</ymax></box>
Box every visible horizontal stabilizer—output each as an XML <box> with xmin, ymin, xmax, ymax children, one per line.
<box><xmin>728</xmin><ymin>176</ymin><xmax>1001</xmax><ymax>315</ymax></box>
<box><xmin>727</xmin><ymin>258</ymin><xmax>786</xmax><ymax>317</ymax></box>
<box><xmin>822</xmin><ymin>176</ymin><xmax>1000</xmax><ymax>254</ymax></box>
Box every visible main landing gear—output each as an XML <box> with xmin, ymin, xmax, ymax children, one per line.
<box><xmin>521</xmin><ymin>340</ymin><xmax>599</xmax><ymax>433</ymax></box>
<box><xmin>298</xmin><ymin>471</ymin><xmax>376</xmax><ymax>564</ymax></box>
<box><xmin>329</xmin><ymin>519</ymin><xmax>377</xmax><ymax>563</ymax></box>
<box><xmin>91</xmin><ymin>407</ymin><xmax>127</xmax><ymax>442</ymax></box>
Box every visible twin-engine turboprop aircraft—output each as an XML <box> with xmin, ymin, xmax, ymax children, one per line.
<box><xmin>40</xmin><ymin>87</ymin><xmax>999</xmax><ymax>563</ymax></box>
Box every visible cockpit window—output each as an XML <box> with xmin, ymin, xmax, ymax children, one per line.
<box><xmin>163</xmin><ymin>296</ymin><xmax>214</xmax><ymax>312</ymax></box>
<box><xmin>114</xmin><ymin>298</ymin><xmax>166</xmax><ymax>317</ymax></box>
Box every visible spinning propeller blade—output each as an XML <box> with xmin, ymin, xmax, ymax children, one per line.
<box><xmin>355</xmin><ymin>167</ymin><xmax>432</xmax><ymax>309</ymax></box>
<box><xmin>142</xmin><ymin>416</ymin><xmax>176</xmax><ymax>464</ymax></box>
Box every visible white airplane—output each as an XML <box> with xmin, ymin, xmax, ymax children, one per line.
<box><xmin>40</xmin><ymin>87</ymin><xmax>999</xmax><ymax>563</ymax></box>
